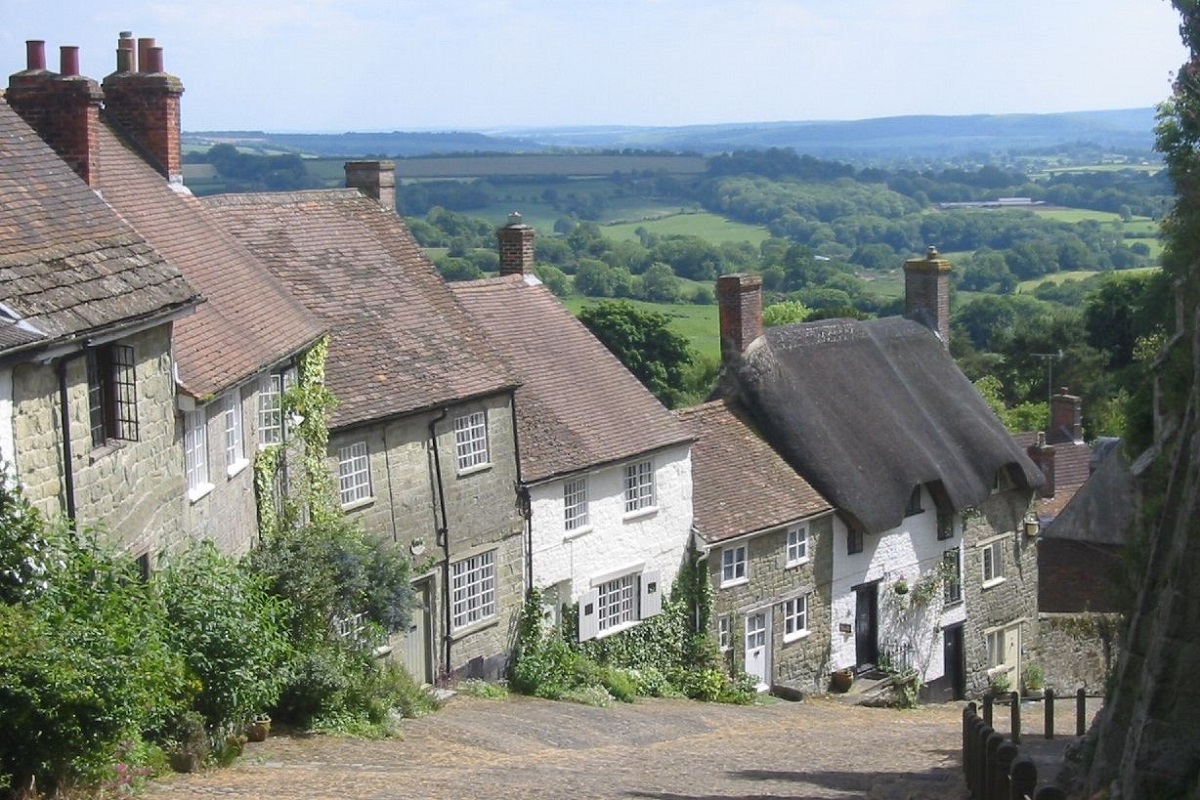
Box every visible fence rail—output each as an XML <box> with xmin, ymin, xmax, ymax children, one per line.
<box><xmin>962</xmin><ymin>688</ymin><xmax>1090</xmax><ymax>800</ymax></box>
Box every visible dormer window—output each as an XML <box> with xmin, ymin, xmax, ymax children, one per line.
<box><xmin>904</xmin><ymin>485</ymin><xmax>924</xmax><ymax>517</ymax></box>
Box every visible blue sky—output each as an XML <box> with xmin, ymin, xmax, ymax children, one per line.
<box><xmin>0</xmin><ymin>0</ymin><xmax>1187</xmax><ymax>132</ymax></box>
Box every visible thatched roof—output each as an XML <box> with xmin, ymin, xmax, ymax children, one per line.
<box><xmin>726</xmin><ymin>315</ymin><xmax>1042</xmax><ymax>534</ymax></box>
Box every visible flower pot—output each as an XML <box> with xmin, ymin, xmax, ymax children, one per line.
<box><xmin>168</xmin><ymin>749</ymin><xmax>203</xmax><ymax>773</ymax></box>
<box><xmin>830</xmin><ymin>669</ymin><xmax>854</xmax><ymax>693</ymax></box>
<box><xmin>246</xmin><ymin>717</ymin><xmax>271</xmax><ymax>742</ymax></box>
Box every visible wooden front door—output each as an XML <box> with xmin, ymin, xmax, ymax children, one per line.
<box><xmin>943</xmin><ymin>623</ymin><xmax>966</xmax><ymax>700</ymax></box>
<box><xmin>400</xmin><ymin>579</ymin><xmax>433</xmax><ymax>685</ymax></box>
<box><xmin>744</xmin><ymin>611</ymin><xmax>770</xmax><ymax>690</ymax></box>
<box><xmin>855</xmin><ymin>583</ymin><xmax>879</xmax><ymax>670</ymax></box>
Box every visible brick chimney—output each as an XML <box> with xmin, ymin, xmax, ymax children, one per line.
<box><xmin>717</xmin><ymin>273</ymin><xmax>763</xmax><ymax>364</ymax></box>
<box><xmin>904</xmin><ymin>246</ymin><xmax>953</xmax><ymax>348</ymax></box>
<box><xmin>1026</xmin><ymin>431</ymin><xmax>1056</xmax><ymax>498</ymax></box>
<box><xmin>6</xmin><ymin>41</ymin><xmax>104</xmax><ymax>185</ymax></box>
<box><xmin>497</xmin><ymin>212</ymin><xmax>536</xmax><ymax>276</ymax></box>
<box><xmin>345</xmin><ymin>160</ymin><xmax>396</xmax><ymax>211</ymax></box>
<box><xmin>1050</xmin><ymin>387</ymin><xmax>1083</xmax><ymax>443</ymax></box>
<box><xmin>101</xmin><ymin>34</ymin><xmax>185</xmax><ymax>182</ymax></box>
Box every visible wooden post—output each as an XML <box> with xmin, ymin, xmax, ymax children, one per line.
<box><xmin>994</xmin><ymin>741</ymin><xmax>1019</xmax><ymax>800</ymax></box>
<box><xmin>964</xmin><ymin>703</ymin><xmax>977</xmax><ymax>779</ymax></box>
<box><xmin>968</xmin><ymin>715</ymin><xmax>985</xmax><ymax>799</ymax></box>
<box><xmin>984</xmin><ymin>692</ymin><xmax>994</xmax><ymax>727</ymax></box>
<box><xmin>1010</xmin><ymin>691</ymin><xmax>1021</xmax><ymax>744</ymax></box>
<box><xmin>1009</xmin><ymin>756</ymin><xmax>1038</xmax><ymax>800</ymax></box>
<box><xmin>1044</xmin><ymin>688</ymin><xmax>1055</xmax><ymax>739</ymax></box>
<box><xmin>984</xmin><ymin>731</ymin><xmax>1004</xmax><ymax>800</ymax></box>
<box><xmin>1076</xmin><ymin>688</ymin><xmax>1087</xmax><ymax>736</ymax></box>
<box><xmin>976</xmin><ymin>720</ymin><xmax>994</xmax><ymax>800</ymax></box>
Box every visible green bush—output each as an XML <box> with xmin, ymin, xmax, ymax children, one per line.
<box><xmin>601</xmin><ymin>667</ymin><xmax>638</xmax><ymax>703</ymax></box>
<box><xmin>159</xmin><ymin>541</ymin><xmax>293</xmax><ymax>732</ymax></box>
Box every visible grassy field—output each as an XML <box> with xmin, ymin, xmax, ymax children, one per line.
<box><xmin>1016</xmin><ymin>265</ymin><xmax>1161</xmax><ymax>292</ymax></box>
<box><xmin>603</xmin><ymin>212</ymin><xmax>771</xmax><ymax>245</ymax></box>
<box><xmin>1031</xmin><ymin>207</ymin><xmax>1128</xmax><ymax>224</ymax></box>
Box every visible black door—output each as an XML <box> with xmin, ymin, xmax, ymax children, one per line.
<box><xmin>943</xmin><ymin>624</ymin><xmax>966</xmax><ymax>700</ymax></box>
<box><xmin>855</xmin><ymin>583</ymin><xmax>879</xmax><ymax>670</ymax></box>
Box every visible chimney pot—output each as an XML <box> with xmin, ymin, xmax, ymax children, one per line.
<box><xmin>137</xmin><ymin>38</ymin><xmax>155</xmax><ymax>72</ymax></box>
<box><xmin>1027</xmin><ymin>434</ymin><xmax>1056</xmax><ymax>498</ymax></box>
<box><xmin>25</xmin><ymin>40</ymin><xmax>46</xmax><ymax>71</ymax></box>
<box><xmin>116</xmin><ymin>32</ymin><xmax>136</xmax><ymax>72</ymax></box>
<box><xmin>60</xmin><ymin>46</ymin><xmax>80</xmax><ymax>77</ymax></box>
<box><xmin>145</xmin><ymin>46</ymin><xmax>164</xmax><ymax>73</ymax></box>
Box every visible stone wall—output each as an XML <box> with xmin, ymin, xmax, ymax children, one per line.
<box><xmin>333</xmin><ymin>391</ymin><xmax>524</xmax><ymax>681</ymax></box>
<box><xmin>1037</xmin><ymin>613</ymin><xmax>1120</xmax><ymax>694</ymax></box>
<box><xmin>960</xmin><ymin>487</ymin><xmax>1040</xmax><ymax>697</ymax></box>
<box><xmin>708</xmin><ymin>512</ymin><xmax>834</xmax><ymax>694</ymax></box>
<box><xmin>12</xmin><ymin>324</ymin><xmax>186</xmax><ymax>556</ymax></box>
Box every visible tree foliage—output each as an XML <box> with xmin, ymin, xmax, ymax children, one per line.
<box><xmin>579</xmin><ymin>301</ymin><xmax>695</xmax><ymax>408</ymax></box>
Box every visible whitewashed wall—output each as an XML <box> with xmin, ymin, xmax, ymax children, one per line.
<box><xmin>528</xmin><ymin>442</ymin><xmax>692</xmax><ymax>605</ymax></box>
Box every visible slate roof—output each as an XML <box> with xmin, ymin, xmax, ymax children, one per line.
<box><xmin>678</xmin><ymin>399</ymin><xmax>833</xmax><ymax>544</ymax></box>
<box><xmin>93</xmin><ymin>122</ymin><xmax>325</xmax><ymax>398</ymax></box>
<box><xmin>726</xmin><ymin>315</ymin><xmax>1042</xmax><ymax>534</ymax></box>
<box><xmin>0</xmin><ymin>102</ymin><xmax>198</xmax><ymax>353</ymax></box>
<box><xmin>449</xmin><ymin>274</ymin><xmax>691</xmax><ymax>483</ymax></box>
<box><xmin>203</xmin><ymin>190</ymin><xmax>517</xmax><ymax>429</ymax></box>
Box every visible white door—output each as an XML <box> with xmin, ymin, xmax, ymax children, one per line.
<box><xmin>1004</xmin><ymin>623</ymin><xmax>1021</xmax><ymax>680</ymax></box>
<box><xmin>744</xmin><ymin>611</ymin><xmax>770</xmax><ymax>690</ymax></box>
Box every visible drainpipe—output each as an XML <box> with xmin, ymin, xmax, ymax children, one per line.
<box><xmin>509</xmin><ymin>394</ymin><xmax>531</xmax><ymax>595</ymax></box>
<box><xmin>428</xmin><ymin>407</ymin><xmax>451</xmax><ymax>679</ymax></box>
<box><xmin>55</xmin><ymin>347</ymin><xmax>90</xmax><ymax>530</ymax></box>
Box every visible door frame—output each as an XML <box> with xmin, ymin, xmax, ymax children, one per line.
<box><xmin>853</xmin><ymin>580</ymin><xmax>880</xmax><ymax>672</ymax></box>
<box><xmin>743</xmin><ymin>608</ymin><xmax>772</xmax><ymax>691</ymax></box>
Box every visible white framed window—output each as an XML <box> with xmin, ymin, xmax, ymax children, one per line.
<box><xmin>338</xmin><ymin>441</ymin><xmax>372</xmax><ymax>506</ymax></box>
<box><xmin>451</xmin><ymin>550</ymin><xmax>496</xmax><ymax>630</ymax></box>
<box><xmin>721</xmin><ymin>544</ymin><xmax>748</xmax><ymax>586</ymax></box>
<box><xmin>986</xmin><ymin>629</ymin><xmax>1004</xmax><ymax>668</ymax></box>
<box><xmin>454</xmin><ymin>411</ymin><xmax>489</xmax><ymax>472</ymax></box>
<box><xmin>783</xmin><ymin>594</ymin><xmax>809</xmax><ymax>641</ymax></box>
<box><xmin>785</xmin><ymin>524</ymin><xmax>809</xmax><ymax>567</ymax></box>
<box><xmin>183</xmin><ymin>409</ymin><xmax>210</xmax><ymax>499</ymax></box>
<box><xmin>623</xmin><ymin>459</ymin><xmax>655</xmax><ymax>514</ymax></box>
<box><xmin>223</xmin><ymin>391</ymin><xmax>246</xmax><ymax>473</ymax></box>
<box><xmin>258</xmin><ymin>369</ymin><xmax>294</xmax><ymax>446</ymax></box>
<box><xmin>597</xmin><ymin>572</ymin><xmax>637</xmax><ymax>632</ymax></box>
<box><xmin>564</xmin><ymin>477</ymin><xmax>589</xmax><ymax>532</ymax></box>
<box><xmin>982</xmin><ymin>538</ymin><xmax>1006</xmax><ymax>585</ymax></box>
<box><xmin>718</xmin><ymin>615</ymin><xmax>732</xmax><ymax>651</ymax></box>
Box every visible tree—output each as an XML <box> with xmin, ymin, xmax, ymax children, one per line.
<box><xmin>579</xmin><ymin>301</ymin><xmax>695</xmax><ymax>408</ymax></box>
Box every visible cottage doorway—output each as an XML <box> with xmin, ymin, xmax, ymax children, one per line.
<box><xmin>854</xmin><ymin>583</ymin><xmax>879</xmax><ymax>671</ymax></box>
<box><xmin>943</xmin><ymin>623</ymin><xmax>966</xmax><ymax>700</ymax></box>
<box><xmin>400</xmin><ymin>579</ymin><xmax>433</xmax><ymax>685</ymax></box>
<box><xmin>744</xmin><ymin>610</ymin><xmax>770</xmax><ymax>690</ymax></box>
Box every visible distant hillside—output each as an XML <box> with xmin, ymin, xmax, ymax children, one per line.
<box><xmin>185</xmin><ymin>108</ymin><xmax>1158</xmax><ymax>161</ymax></box>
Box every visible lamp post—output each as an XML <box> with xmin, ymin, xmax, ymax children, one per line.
<box><xmin>1032</xmin><ymin>350</ymin><xmax>1063</xmax><ymax>428</ymax></box>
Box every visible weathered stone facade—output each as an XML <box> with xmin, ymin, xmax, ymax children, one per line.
<box><xmin>333</xmin><ymin>391</ymin><xmax>524</xmax><ymax>681</ymax></box>
<box><xmin>960</xmin><ymin>487</ymin><xmax>1040</xmax><ymax>697</ymax></box>
<box><xmin>12</xmin><ymin>323</ymin><xmax>185</xmax><ymax>556</ymax></box>
<box><xmin>1037</xmin><ymin>612</ymin><xmax>1119</xmax><ymax>694</ymax></box>
<box><xmin>708</xmin><ymin>513</ymin><xmax>835</xmax><ymax>694</ymax></box>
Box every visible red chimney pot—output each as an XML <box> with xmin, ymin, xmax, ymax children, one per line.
<box><xmin>25</xmin><ymin>40</ymin><xmax>46</xmax><ymax>71</ymax></box>
<box><xmin>60</xmin><ymin>46</ymin><xmax>80</xmax><ymax>77</ymax></box>
<box><xmin>137</xmin><ymin>38</ymin><xmax>155</xmax><ymax>72</ymax></box>
<box><xmin>146</xmin><ymin>46</ymin><xmax>164</xmax><ymax>73</ymax></box>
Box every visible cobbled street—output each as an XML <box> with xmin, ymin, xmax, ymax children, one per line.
<box><xmin>144</xmin><ymin>694</ymin><xmax>1088</xmax><ymax>800</ymax></box>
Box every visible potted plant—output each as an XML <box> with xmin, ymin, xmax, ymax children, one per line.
<box><xmin>246</xmin><ymin>713</ymin><xmax>272</xmax><ymax>743</ymax></box>
<box><xmin>165</xmin><ymin>712</ymin><xmax>209</xmax><ymax>773</ymax></box>
<box><xmin>989</xmin><ymin>670</ymin><xmax>1012</xmax><ymax>699</ymax></box>
<box><xmin>830</xmin><ymin>668</ymin><xmax>855</xmax><ymax>693</ymax></box>
<box><xmin>1022</xmin><ymin>664</ymin><xmax>1045</xmax><ymax>699</ymax></box>
<box><xmin>893</xmin><ymin>578</ymin><xmax>909</xmax><ymax>596</ymax></box>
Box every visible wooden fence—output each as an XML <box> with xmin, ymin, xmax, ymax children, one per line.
<box><xmin>962</xmin><ymin>689</ymin><xmax>1090</xmax><ymax>800</ymax></box>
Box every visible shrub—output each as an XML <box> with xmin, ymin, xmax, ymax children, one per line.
<box><xmin>456</xmin><ymin>679</ymin><xmax>510</xmax><ymax>700</ymax></box>
<box><xmin>159</xmin><ymin>541</ymin><xmax>293</xmax><ymax>733</ymax></box>
<box><xmin>560</xmin><ymin>685</ymin><xmax>612</xmax><ymax>707</ymax></box>
<box><xmin>601</xmin><ymin>667</ymin><xmax>638</xmax><ymax>703</ymax></box>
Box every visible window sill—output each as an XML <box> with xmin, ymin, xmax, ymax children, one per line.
<box><xmin>89</xmin><ymin>440</ymin><xmax>127</xmax><ymax>463</ymax></box>
<box><xmin>563</xmin><ymin>525</ymin><xmax>593</xmax><ymax>542</ymax></box>
<box><xmin>596</xmin><ymin>619</ymin><xmax>640</xmax><ymax>639</ymax></box>
<box><xmin>457</xmin><ymin>462</ymin><xmax>493</xmax><ymax>478</ymax></box>
<box><xmin>449</xmin><ymin>615</ymin><xmax>498</xmax><ymax>641</ymax></box>
<box><xmin>982</xmin><ymin>577</ymin><xmax>1007</xmax><ymax>590</ymax></box>
<box><xmin>622</xmin><ymin>505</ymin><xmax>658</xmax><ymax>522</ymax></box>
<box><xmin>783</xmin><ymin>629</ymin><xmax>811</xmax><ymax>644</ymax></box>
<box><xmin>785</xmin><ymin>557</ymin><xmax>810</xmax><ymax>570</ymax></box>
<box><xmin>943</xmin><ymin>598</ymin><xmax>964</xmax><ymax>608</ymax></box>
<box><xmin>187</xmin><ymin>483</ymin><xmax>214</xmax><ymax>504</ymax></box>
<box><xmin>226</xmin><ymin>458</ymin><xmax>251</xmax><ymax>479</ymax></box>
<box><xmin>341</xmin><ymin>496</ymin><xmax>375</xmax><ymax>513</ymax></box>
<box><xmin>719</xmin><ymin>577</ymin><xmax>748</xmax><ymax>590</ymax></box>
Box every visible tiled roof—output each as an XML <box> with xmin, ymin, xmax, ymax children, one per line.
<box><xmin>203</xmin><ymin>190</ymin><xmax>516</xmax><ymax>429</ymax></box>
<box><xmin>1014</xmin><ymin>432</ymin><xmax>1093</xmax><ymax>518</ymax></box>
<box><xmin>0</xmin><ymin>102</ymin><xmax>198</xmax><ymax>349</ymax></box>
<box><xmin>94</xmin><ymin>123</ymin><xmax>325</xmax><ymax>397</ymax></box>
<box><xmin>449</xmin><ymin>274</ymin><xmax>691</xmax><ymax>483</ymax></box>
<box><xmin>678</xmin><ymin>399</ymin><xmax>833</xmax><ymax>543</ymax></box>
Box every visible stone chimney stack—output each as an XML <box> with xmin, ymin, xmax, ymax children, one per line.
<box><xmin>497</xmin><ymin>212</ymin><xmax>536</xmax><ymax>276</ymax></box>
<box><xmin>717</xmin><ymin>273</ymin><xmax>763</xmax><ymax>364</ymax></box>
<box><xmin>6</xmin><ymin>40</ymin><xmax>104</xmax><ymax>185</ymax></box>
<box><xmin>101</xmin><ymin>33</ymin><xmax>185</xmax><ymax>182</ymax></box>
<box><xmin>1026</xmin><ymin>430</ymin><xmax>1056</xmax><ymax>498</ymax></box>
<box><xmin>344</xmin><ymin>160</ymin><xmax>396</xmax><ymax>211</ymax></box>
<box><xmin>1051</xmin><ymin>387</ymin><xmax>1083</xmax><ymax>443</ymax></box>
<box><xmin>904</xmin><ymin>246</ymin><xmax>953</xmax><ymax>349</ymax></box>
